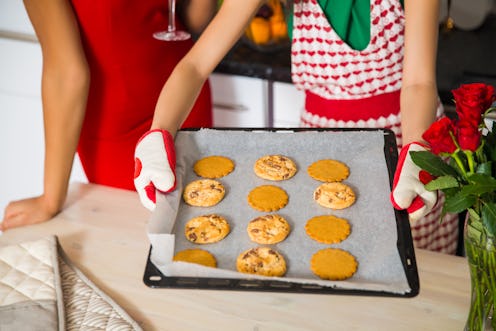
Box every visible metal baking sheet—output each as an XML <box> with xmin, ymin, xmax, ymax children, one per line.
<box><xmin>143</xmin><ymin>128</ymin><xmax>419</xmax><ymax>297</ymax></box>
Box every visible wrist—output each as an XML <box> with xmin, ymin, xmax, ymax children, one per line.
<box><xmin>42</xmin><ymin>187</ymin><xmax>68</xmax><ymax>216</ymax></box>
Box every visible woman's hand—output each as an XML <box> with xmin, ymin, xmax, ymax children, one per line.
<box><xmin>1</xmin><ymin>195</ymin><xmax>61</xmax><ymax>231</ymax></box>
<box><xmin>134</xmin><ymin>129</ymin><xmax>176</xmax><ymax>211</ymax></box>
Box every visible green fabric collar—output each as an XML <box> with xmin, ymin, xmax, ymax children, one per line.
<box><xmin>287</xmin><ymin>0</ymin><xmax>404</xmax><ymax>51</ymax></box>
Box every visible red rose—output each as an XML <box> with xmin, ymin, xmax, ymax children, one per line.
<box><xmin>456</xmin><ymin>119</ymin><xmax>481</xmax><ymax>152</ymax></box>
<box><xmin>452</xmin><ymin>83</ymin><xmax>495</xmax><ymax>126</ymax></box>
<box><xmin>422</xmin><ymin>117</ymin><xmax>457</xmax><ymax>155</ymax></box>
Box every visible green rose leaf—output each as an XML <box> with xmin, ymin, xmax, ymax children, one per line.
<box><xmin>476</xmin><ymin>161</ymin><xmax>492</xmax><ymax>175</ymax></box>
<box><xmin>410</xmin><ymin>151</ymin><xmax>459</xmax><ymax>177</ymax></box>
<box><xmin>425</xmin><ymin>175</ymin><xmax>459</xmax><ymax>191</ymax></box>
<box><xmin>482</xmin><ymin>203</ymin><xmax>496</xmax><ymax>238</ymax></box>
<box><xmin>444</xmin><ymin>192</ymin><xmax>477</xmax><ymax>214</ymax></box>
<box><xmin>467</xmin><ymin>208</ymin><xmax>481</xmax><ymax>222</ymax></box>
<box><xmin>461</xmin><ymin>173</ymin><xmax>496</xmax><ymax>195</ymax></box>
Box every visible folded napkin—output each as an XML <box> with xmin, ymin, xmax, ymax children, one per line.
<box><xmin>0</xmin><ymin>236</ymin><xmax>142</xmax><ymax>331</ymax></box>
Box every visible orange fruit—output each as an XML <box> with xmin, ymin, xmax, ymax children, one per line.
<box><xmin>245</xmin><ymin>17</ymin><xmax>271</xmax><ymax>45</ymax></box>
<box><xmin>270</xmin><ymin>19</ymin><xmax>288</xmax><ymax>41</ymax></box>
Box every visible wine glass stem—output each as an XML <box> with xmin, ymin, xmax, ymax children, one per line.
<box><xmin>168</xmin><ymin>0</ymin><xmax>177</xmax><ymax>33</ymax></box>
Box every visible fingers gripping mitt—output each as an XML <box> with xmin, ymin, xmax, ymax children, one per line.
<box><xmin>134</xmin><ymin>129</ymin><xmax>176</xmax><ymax>210</ymax></box>
<box><xmin>390</xmin><ymin>142</ymin><xmax>438</xmax><ymax>222</ymax></box>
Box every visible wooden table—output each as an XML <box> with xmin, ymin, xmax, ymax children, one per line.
<box><xmin>0</xmin><ymin>183</ymin><xmax>471</xmax><ymax>331</ymax></box>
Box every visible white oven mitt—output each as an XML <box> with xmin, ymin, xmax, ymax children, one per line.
<box><xmin>134</xmin><ymin>129</ymin><xmax>176</xmax><ymax>211</ymax></box>
<box><xmin>390</xmin><ymin>142</ymin><xmax>438</xmax><ymax>222</ymax></box>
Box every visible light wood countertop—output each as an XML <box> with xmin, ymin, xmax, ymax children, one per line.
<box><xmin>0</xmin><ymin>183</ymin><xmax>471</xmax><ymax>331</ymax></box>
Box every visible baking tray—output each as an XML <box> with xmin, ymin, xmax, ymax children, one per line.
<box><xmin>143</xmin><ymin>128</ymin><xmax>419</xmax><ymax>297</ymax></box>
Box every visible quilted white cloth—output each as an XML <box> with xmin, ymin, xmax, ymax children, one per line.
<box><xmin>0</xmin><ymin>236</ymin><xmax>142</xmax><ymax>331</ymax></box>
<box><xmin>0</xmin><ymin>238</ymin><xmax>58</xmax><ymax>306</ymax></box>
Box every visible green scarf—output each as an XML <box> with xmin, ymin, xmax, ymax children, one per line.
<box><xmin>287</xmin><ymin>0</ymin><xmax>404</xmax><ymax>51</ymax></box>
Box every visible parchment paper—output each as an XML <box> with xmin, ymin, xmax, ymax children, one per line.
<box><xmin>147</xmin><ymin>128</ymin><xmax>411</xmax><ymax>294</ymax></box>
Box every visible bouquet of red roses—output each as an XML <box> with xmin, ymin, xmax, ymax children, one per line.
<box><xmin>410</xmin><ymin>83</ymin><xmax>496</xmax><ymax>244</ymax></box>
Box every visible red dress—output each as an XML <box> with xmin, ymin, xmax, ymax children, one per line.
<box><xmin>71</xmin><ymin>0</ymin><xmax>212</xmax><ymax>190</ymax></box>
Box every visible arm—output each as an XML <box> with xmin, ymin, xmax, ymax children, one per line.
<box><xmin>134</xmin><ymin>0</ymin><xmax>263</xmax><ymax>210</ymax></box>
<box><xmin>391</xmin><ymin>0</ymin><xmax>441</xmax><ymax>221</ymax></box>
<box><xmin>180</xmin><ymin>0</ymin><xmax>218</xmax><ymax>34</ymax></box>
<box><xmin>400</xmin><ymin>0</ymin><xmax>440</xmax><ymax>145</ymax></box>
<box><xmin>151</xmin><ymin>0</ymin><xmax>264</xmax><ymax>135</ymax></box>
<box><xmin>2</xmin><ymin>0</ymin><xmax>89</xmax><ymax>230</ymax></box>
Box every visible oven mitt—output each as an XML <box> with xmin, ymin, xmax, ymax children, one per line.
<box><xmin>134</xmin><ymin>129</ymin><xmax>176</xmax><ymax>211</ymax></box>
<box><xmin>0</xmin><ymin>236</ymin><xmax>142</xmax><ymax>331</ymax></box>
<box><xmin>390</xmin><ymin>142</ymin><xmax>437</xmax><ymax>222</ymax></box>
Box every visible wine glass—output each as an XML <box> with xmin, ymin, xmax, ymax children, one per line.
<box><xmin>153</xmin><ymin>0</ymin><xmax>190</xmax><ymax>41</ymax></box>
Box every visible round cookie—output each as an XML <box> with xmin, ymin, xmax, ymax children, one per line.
<box><xmin>307</xmin><ymin>159</ymin><xmax>350</xmax><ymax>182</ymax></box>
<box><xmin>305</xmin><ymin>215</ymin><xmax>351</xmax><ymax>244</ymax></box>
<box><xmin>254</xmin><ymin>155</ymin><xmax>297</xmax><ymax>181</ymax></box>
<box><xmin>313</xmin><ymin>182</ymin><xmax>356</xmax><ymax>210</ymax></box>
<box><xmin>247</xmin><ymin>214</ymin><xmax>290</xmax><ymax>244</ymax></box>
<box><xmin>173</xmin><ymin>249</ymin><xmax>217</xmax><ymax>268</ymax></box>
<box><xmin>184</xmin><ymin>214</ymin><xmax>230</xmax><ymax>244</ymax></box>
<box><xmin>183</xmin><ymin>179</ymin><xmax>225</xmax><ymax>207</ymax></box>
<box><xmin>236</xmin><ymin>247</ymin><xmax>287</xmax><ymax>277</ymax></box>
<box><xmin>247</xmin><ymin>185</ymin><xmax>289</xmax><ymax>212</ymax></box>
<box><xmin>193</xmin><ymin>155</ymin><xmax>235</xmax><ymax>179</ymax></box>
<box><xmin>310</xmin><ymin>248</ymin><xmax>358</xmax><ymax>280</ymax></box>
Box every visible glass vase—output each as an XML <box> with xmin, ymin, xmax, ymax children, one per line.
<box><xmin>464</xmin><ymin>217</ymin><xmax>496</xmax><ymax>331</ymax></box>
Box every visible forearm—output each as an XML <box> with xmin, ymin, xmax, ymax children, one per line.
<box><xmin>401</xmin><ymin>0</ymin><xmax>440</xmax><ymax>145</ymax></box>
<box><xmin>180</xmin><ymin>0</ymin><xmax>217</xmax><ymax>34</ymax></box>
<box><xmin>151</xmin><ymin>59</ymin><xmax>207</xmax><ymax>135</ymax></box>
<box><xmin>24</xmin><ymin>0</ymin><xmax>90</xmax><ymax>212</ymax></box>
<box><xmin>41</xmin><ymin>62</ymin><xmax>89</xmax><ymax>212</ymax></box>
<box><xmin>151</xmin><ymin>0</ymin><xmax>263</xmax><ymax>136</ymax></box>
<box><xmin>400</xmin><ymin>82</ymin><xmax>438</xmax><ymax>145</ymax></box>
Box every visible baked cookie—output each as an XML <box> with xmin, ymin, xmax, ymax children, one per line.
<box><xmin>236</xmin><ymin>247</ymin><xmax>287</xmax><ymax>277</ymax></box>
<box><xmin>313</xmin><ymin>182</ymin><xmax>356</xmax><ymax>209</ymax></box>
<box><xmin>307</xmin><ymin>159</ymin><xmax>350</xmax><ymax>182</ymax></box>
<box><xmin>247</xmin><ymin>185</ymin><xmax>288</xmax><ymax>212</ymax></box>
<box><xmin>310</xmin><ymin>248</ymin><xmax>358</xmax><ymax>280</ymax></box>
<box><xmin>247</xmin><ymin>214</ymin><xmax>290</xmax><ymax>244</ymax></box>
<box><xmin>305</xmin><ymin>215</ymin><xmax>351</xmax><ymax>244</ymax></box>
<box><xmin>193</xmin><ymin>155</ymin><xmax>235</xmax><ymax>179</ymax></box>
<box><xmin>183</xmin><ymin>179</ymin><xmax>225</xmax><ymax>207</ymax></box>
<box><xmin>254</xmin><ymin>155</ymin><xmax>297</xmax><ymax>181</ymax></box>
<box><xmin>184</xmin><ymin>214</ymin><xmax>230</xmax><ymax>244</ymax></box>
<box><xmin>173</xmin><ymin>249</ymin><xmax>217</xmax><ymax>268</ymax></box>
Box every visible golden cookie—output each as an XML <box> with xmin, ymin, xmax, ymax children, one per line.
<box><xmin>236</xmin><ymin>247</ymin><xmax>287</xmax><ymax>277</ymax></box>
<box><xmin>193</xmin><ymin>155</ymin><xmax>235</xmax><ymax>179</ymax></box>
<box><xmin>310</xmin><ymin>248</ymin><xmax>358</xmax><ymax>280</ymax></box>
<box><xmin>313</xmin><ymin>182</ymin><xmax>356</xmax><ymax>209</ymax></box>
<box><xmin>184</xmin><ymin>214</ymin><xmax>230</xmax><ymax>244</ymax></box>
<box><xmin>307</xmin><ymin>159</ymin><xmax>350</xmax><ymax>182</ymax></box>
<box><xmin>305</xmin><ymin>215</ymin><xmax>351</xmax><ymax>244</ymax></box>
<box><xmin>247</xmin><ymin>214</ymin><xmax>290</xmax><ymax>244</ymax></box>
<box><xmin>173</xmin><ymin>249</ymin><xmax>217</xmax><ymax>268</ymax></box>
<box><xmin>183</xmin><ymin>179</ymin><xmax>225</xmax><ymax>207</ymax></box>
<box><xmin>247</xmin><ymin>185</ymin><xmax>289</xmax><ymax>212</ymax></box>
<box><xmin>254</xmin><ymin>155</ymin><xmax>297</xmax><ymax>181</ymax></box>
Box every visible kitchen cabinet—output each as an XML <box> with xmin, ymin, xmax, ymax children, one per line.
<box><xmin>272</xmin><ymin>81</ymin><xmax>304</xmax><ymax>127</ymax></box>
<box><xmin>210</xmin><ymin>73</ymin><xmax>268</xmax><ymax>127</ymax></box>
<box><xmin>0</xmin><ymin>0</ymin><xmax>35</xmax><ymax>37</ymax></box>
<box><xmin>210</xmin><ymin>73</ymin><xmax>303</xmax><ymax>128</ymax></box>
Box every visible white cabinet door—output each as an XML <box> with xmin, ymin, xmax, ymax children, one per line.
<box><xmin>273</xmin><ymin>81</ymin><xmax>304</xmax><ymax>128</ymax></box>
<box><xmin>0</xmin><ymin>0</ymin><xmax>35</xmax><ymax>36</ymax></box>
<box><xmin>0</xmin><ymin>38</ymin><xmax>87</xmax><ymax>213</ymax></box>
<box><xmin>210</xmin><ymin>73</ymin><xmax>267</xmax><ymax>127</ymax></box>
<box><xmin>0</xmin><ymin>38</ymin><xmax>41</xmax><ymax>97</ymax></box>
